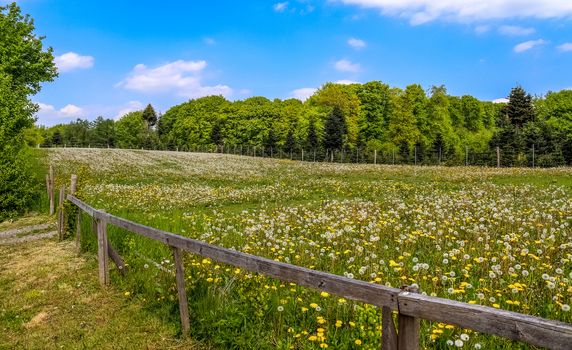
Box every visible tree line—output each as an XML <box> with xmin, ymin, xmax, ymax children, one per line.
<box><xmin>1</xmin><ymin>3</ymin><xmax>57</xmax><ymax>220</ymax></box>
<box><xmin>37</xmin><ymin>83</ymin><xmax>572</xmax><ymax>166</ymax></box>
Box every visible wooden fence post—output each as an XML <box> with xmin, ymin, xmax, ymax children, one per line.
<box><xmin>96</xmin><ymin>210</ymin><xmax>109</xmax><ymax>286</ymax></box>
<box><xmin>76</xmin><ymin>210</ymin><xmax>82</xmax><ymax>255</ymax></box>
<box><xmin>70</xmin><ymin>175</ymin><xmax>81</xmax><ymax>254</ymax></box>
<box><xmin>496</xmin><ymin>147</ymin><xmax>500</xmax><ymax>168</ymax></box>
<box><xmin>374</xmin><ymin>150</ymin><xmax>377</xmax><ymax>165</ymax></box>
<box><xmin>70</xmin><ymin>174</ymin><xmax>77</xmax><ymax>194</ymax></box>
<box><xmin>58</xmin><ymin>186</ymin><xmax>65</xmax><ymax>240</ymax></box>
<box><xmin>397</xmin><ymin>286</ymin><xmax>420</xmax><ymax>350</ymax></box>
<box><xmin>171</xmin><ymin>246</ymin><xmax>191</xmax><ymax>334</ymax></box>
<box><xmin>45</xmin><ymin>174</ymin><xmax>50</xmax><ymax>201</ymax></box>
<box><xmin>382</xmin><ymin>306</ymin><xmax>398</xmax><ymax>349</ymax></box>
<box><xmin>48</xmin><ymin>165</ymin><xmax>55</xmax><ymax>215</ymax></box>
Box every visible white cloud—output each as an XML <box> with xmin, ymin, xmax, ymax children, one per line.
<box><xmin>35</xmin><ymin>102</ymin><xmax>86</xmax><ymax>125</ymax></box>
<box><xmin>37</xmin><ymin>102</ymin><xmax>55</xmax><ymax>113</ymax></box>
<box><xmin>203</xmin><ymin>37</ymin><xmax>216</xmax><ymax>45</ymax></box>
<box><xmin>115</xmin><ymin>101</ymin><xmax>144</xmax><ymax>120</ymax></box>
<box><xmin>338</xmin><ymin>0</ymin><xmax>572</xmax><ymax>25</ymax></box>
<box><xmin>493</xmin><ymin>98</ymin><xmax>509</xmax><ymax>104</ymax></box>
<box><xmin>334</xmin><ymin>59</ymin><xmax>361</xmax><ymax>72</ymax></box>
<box><xmin>348</xmin><ymin>37</ymin><xmax>366</xmax><ymax>48</ymax></box>
<box><xmin>273</xmin><ymin>2</ymin><xmax>289</xmax><ymax>12</ymax></box>
<box><xmin>498</xmin><ymin>25</ymin><xmax>535</xmax><ymax>36</ymax></box>
<box><xmin>60</xmin><ymin>104</ymin><xmax>84</xmax><ymax>117</ymax></box>
<box><xmin>474</xmin><ymin>25</ymin><xmax>491</xmax><ymax>34</ymax></box>
<box><xmin>117</xmin><ymin>60</ymin><xmax>233</xmax><ymax>98</ymax></box>
<box><xmin>289</xmin><ymin>88</ymin><xmax>316</xmax><ymax>101</ymax></box>
<box><xmin>557</xmin><ymin>43</ymin><xmax>572</xmax><ymax>52</ymax></box>
<box><xmin>54</xmin><ymin>52</ymin><xmax>94</xmax><ymax>72</ymax></box>
<box><xmin>335</xmin><ymin>79</ymin><xmax>360</xmax><ymax>85</ymax></box>
<box><xmin>513</xmin><ymin>39</ymin><xmax>547</xmax><ymax>53</ymax></box>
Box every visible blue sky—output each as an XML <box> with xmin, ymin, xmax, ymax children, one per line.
<box><xmin>9</xmin><ymin>0</ymin><xmax>572</xmax><ymax>125</ymax></box>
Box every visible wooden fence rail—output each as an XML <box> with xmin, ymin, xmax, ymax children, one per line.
<box><xmin>67</xmin><ymin>193</ymin><xmax>572</xmax><ymax>350</ymax></box>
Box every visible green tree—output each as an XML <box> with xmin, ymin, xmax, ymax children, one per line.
<box><xmin>115</xmin><ymin>111</ymin><xmax>147</xmax><ymax>149</ymax></box>
<box><xmin>90</xmin><ymin>116</ymin><xmax>115</xmax><ymax>147</ymax></box>
<box><xmin>264</xmin><ymin>128</ymin><xmax>278</xmax><ymax>154</ymax></box>
<box><xmin>306</xmin><ymin>116</ymin><xmax>319</xmax><ymax>150</ymax></box>
<box><xmin>141</xmin><ymin>103</ymin><xmax>158</xmax><ymax>129</ymax></box>
<box><xmin>210</xmin><ymin>122</ymin><xmax>223</xmax><ymax>146</ymax></box>
<box><xmin>507</xmin><ymin>86</ymin><xmax>535</xmax><ymax>128</ymax></box>
<box><xmin>0</xmin><ymin>3</ymin><xmax>57</xmax><ymax>220</ymax></box>
<box><xmin>323</xmin><ymin>106</ymin><xmax>346</xmax><ymax>151</ymax></box>
<box><xmin>284</xmin><ymin>128</ymin><xmax>296</xmax><ymax>153</ymax></box>
<box><xmin>309</xmin><ymin>83</ymin><xmax>360</xmax><ymax>146</ymax></box>
<box><xmin>386</xmin><ymin>87</ymin><xmax>420</xmax><ymax>155</ymax></box>
<box><xmin>461</xmin><ymin>95</ymin><xmax>484</xmax><ymax>132</ymax></box>
<box><xmin>356</xmin><ymin>81</ymin><xmax>391</xmax><ymax>145</ymax></box>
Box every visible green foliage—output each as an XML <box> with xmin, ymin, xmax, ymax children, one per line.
<box><xmin>305</xmin><ymin>116</ymin><xmax>319</xmax><ymax>150</ymax></box>
<box><xmin>387</xmin><ymin>87</ymin><xmax>420</xmax><ymax>153</ymax></box>
<box><xmin>356</xmin><ymin>81</ymin><xmax>391</xmax><ymax>144</ymax></box>
<box><xmin>0</xmin><ymin>3</ymin><xmax>57</xmax><ymax>95</ymax></box>
<box><xmin>284</xmin><ymin>129</ymin><xmax>296</xmax><ymax>153</ymax></box>
<box><xmin>210</xmin><ymin>121</ymin><xmax>223</xmax><ymax>146</ymax></box>
<box><xmin>141</xmin><ymin>103</ymin><xmax>158</xmax><ymax>129</ymax></box>
<box><xmin>264</xmin><ymin>128</ymin><xmax>278</xmax><ymax>151</ymax></box>
<box><xmin>506</xmin><ymin>86</ymin><xmax>535</xmax><ymax>128</ymax></box>
<box><xmin>0</xmin><ymin>147</ymin><xmax>37</xmax><ymax>221</ymax></box>
<box><xmin>41</xmin><ymin>82</ymin><xmax>572</xmax><ymax>165</ymax></box>
<box><xmin>323</xmin><ymin>106</ymin><xmax>346</xmax><ymax>150</ymax></box>
<box><xmin>115</xmin><ymin>111</ymin><xmax>148</xmax><ymax>149</ymax></box>
<box><xmin>0</xmin><ymin>3</ymin><xmax>56</xmax><ymax>220</ymax></box>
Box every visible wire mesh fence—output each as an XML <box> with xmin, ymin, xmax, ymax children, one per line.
<box><xmin>40</xmin><ymin>142</ymin><xmax>571</xmax><ymax>168</ymax></box>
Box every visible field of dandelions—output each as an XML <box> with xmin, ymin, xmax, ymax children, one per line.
<box><xmin>48</xmin><ymin>148</ymin><xmax>572</xmax><ymax>349</ymax></box>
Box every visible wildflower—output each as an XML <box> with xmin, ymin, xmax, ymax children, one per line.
<box><xmin>354</xmin><ymin>339</ymin><xmax>362</xmax><ymax>345</ymax></box>
<box><xmin>277</xmin><ymin>306</ymin><xmax>284</xmax><ymax>312</ymax></box>
<box><xmin>562</xmin><ymin>304</ymin><xmax>570</xmax><ymax>312</ymax></box>
<box><xmin>320</xmin><ymin>291</ymin><xmax>330</xmax><ymax>298</ymax></box>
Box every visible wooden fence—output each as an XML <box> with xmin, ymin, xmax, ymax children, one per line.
<box><xmin>64</xmin><ymin>181</ymin><xmax>572</xmax><ymax>349</ymax></box>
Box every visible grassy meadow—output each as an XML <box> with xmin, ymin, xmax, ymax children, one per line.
<box><xmin>45</xmin><ymin>148</ymin><xmax>572</xmax><ymax>349</ymax></box>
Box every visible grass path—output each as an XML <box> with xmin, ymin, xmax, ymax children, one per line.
<box><xmin>0</xmin><ymin>233</ymin><xmax>207</xmax><ymax>349</ymax></box>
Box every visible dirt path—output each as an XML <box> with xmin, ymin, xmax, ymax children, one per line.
<box><xmin>0</xmin><ymin>237</ymin><xmax>206</xmax><ymax>349</ymax></box>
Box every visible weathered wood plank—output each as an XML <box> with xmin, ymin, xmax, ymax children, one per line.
<box><xmin>76</xmin><ymin>211</ymin><xmax>81</xmax><ymax>255</ymax></box>
<box><xmin>381</xmin><ymin>306</ymin><xmax>397</xmax><ymax>350</ymax></box>
<box><xmin>70</xmin><ymin>174</ymin><xmax>77</xmax><ymax>195</ymax></box>
<box><xmin>58</xmin><ymin>186</ymin><xmax>65</xmax><ymax>240</ymax></box>
<box><xmin>107</xmin><ymin>241</ymin><xmax>126</xmax><ymax>276</ymax></box>
<box><xmin>48</xmin><ymin>165</ymin><xmax>54</xmax><ymax>215</ymax></box>
<box><xmin>96</xmin><ymin>212</ymin><xmax>109</xmax><ymax>286</ymax></box>
<box><xmin>399</xmin><ymin>292</ymin><xmax>572</xmax><ymax>350</ymax></box>
<box><xmin>103</xmin><ymin>211</ymin><xmax>400</xmax><ymax>309</ymax></box>
<box><xmin>68</xmin><ymin>195</ymin><xmax>99</xmax><ymax>217</ymax></box>
<box><xmin>172</xmin><ymin>246</ymin><xmax>190</xmax><ymax>334</ymax></box>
